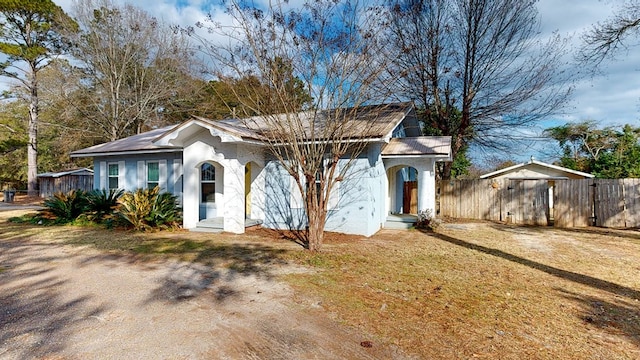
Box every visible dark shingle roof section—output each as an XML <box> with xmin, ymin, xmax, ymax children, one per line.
<box><xmin>70</xmin><ymin>126</ymin><xmax>180</xmax><ymax>157</ymax></box>
<box><xmin>381</xmin><ymin>136</ymin><xmax>452</xmax><ymax>156</ymax></box>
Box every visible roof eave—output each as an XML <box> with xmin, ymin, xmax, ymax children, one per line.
<box><xmin>70</xmin><ymin>148</ymin><xmax>182</xmax><ymax>158</ymax></box>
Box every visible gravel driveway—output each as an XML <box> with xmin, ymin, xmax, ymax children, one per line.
<box><xmin>0</xmin><ymin>224</ymin><xmax>404</xmax><ymax>359</ymax></box>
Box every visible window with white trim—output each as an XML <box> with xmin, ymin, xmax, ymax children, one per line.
<box><xmin>201</xmin><ymin>163</ymin><xmax>216</xmax><ymax>203</ymax></box>
<box><xmin>108</xmin><ymin>163</ymin><xmax>119</xmax><ymax>190</ymax></box>
<box><xmin>147</xmin><ymin>161</ymin><xmax>159</xmax><ymax>189</ymax></box>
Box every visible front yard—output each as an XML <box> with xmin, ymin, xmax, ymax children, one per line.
<box><xmin>2</xmin><ymin>207</ymin><xmax>639</xmax><ymax>359</ymax></box>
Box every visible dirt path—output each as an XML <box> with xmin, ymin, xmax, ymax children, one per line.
<box><xmin>0</xmin><ymin>236</ymin><xmax>404</xmax><ymax>359</ymax></box>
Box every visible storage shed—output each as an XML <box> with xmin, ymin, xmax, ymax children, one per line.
<box><xmin>37</xmin><ymin>168</ymin><xmax>94</xmax><ymax>198</ymax></box>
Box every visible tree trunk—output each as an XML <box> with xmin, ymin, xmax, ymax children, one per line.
<box><xmin>27</xmin><ymin>70</ymin><xmax>39</xmax><ymax>196</ymax></box>
<box><xmin>306</xmin><ymin>204</ymin><xmax>326</xmax><ymax>252</ymax></box>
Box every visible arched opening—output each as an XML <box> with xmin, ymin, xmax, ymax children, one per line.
<box><xmin>387</xmin><ymin>165</ymin><xmax>418</xmax><ymax>215</ymax></box>
<box><xmin>199</xmin><ymin>161</ymin><xmax>224</xmax><ymax>220</ymax></box>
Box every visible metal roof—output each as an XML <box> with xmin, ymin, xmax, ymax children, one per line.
<box><xmin>70</xmin><ymin>126</ymin><xmax>181</xmax><ymax>157</ymax></box>
<box><xmin>217</xmin><ymin>102</ymin><xmax>415</xmax><ymax>141</ymax></box>
<box><xmin>37</xmin><ymin>168</ymin><xmax>94</xmax><ymax>178</ymax></box>
<box><xmin>71</xmin><ymin>103</ymin><xmax>450</xmax><ymax>157</ymax></box>
<box><xmin>381</xmin><ymin>136</ymin><xmax>452</xmax><ymax>157</ymax></box>
<box><xmin>479</xmin><ymin>159</ymin><xmax>594</xmax><ymax>179</ymax></box>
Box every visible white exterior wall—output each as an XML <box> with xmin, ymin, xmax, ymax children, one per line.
<box><xmin>181</xmin><ymin>131</ymin><xmax>265</xmax><ymax>234</ymax></box>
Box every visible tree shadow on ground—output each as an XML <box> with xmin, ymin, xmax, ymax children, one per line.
<box><xmin>63</xmin><ymin>232</ymin><xmax>293</xmax><ymax>305</ymax></box>
<box><xmin>486</xmin><ymin>222</ymin><xmax>640</xmax><ymax>242</ymax></box>
<box><xmin>558</xmin><ymin>288</ymin><xmax>640</xmax><ymax>349</ymax></box>
<box><xmin>0</xmin><ymin>239</ymin><xmax>107</xmax><ymax>360</ymax></box>
<box><xmin>137</xmin><ymin>239</ymin><xmax>291</xmax><ymax>304</ymax></box>
<box><xmin>424</xmin><ymin>230</ymin><xmax>640</xmax><ymax>301</ymax></box>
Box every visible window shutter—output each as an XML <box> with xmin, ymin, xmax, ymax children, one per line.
<box><xmin>99</xmin><ymin>161</ymin><xmax>107</xmax><ymax>190</ymax></box>
<box><xmin>327</xmin><ymin>180</ymin><xmax>340</xmax><ymax>210</ymax></box>
<box><xmin>118</xmin><ymin>161</ymin><xmax>126</xmax><ymax>190</ymax></box>
<box><xmin>173</xmin><ymin>159</ymin><xmax>183</xmax><ymax>200</ymax></box>
<box><xmin>327</xmin><ymin>159</ymin><xmax>341</xmax><ymax>210</ymax></box>
<box><xmin>159</xmin><ymin>160</ymin><xmax>167</xmax><ymax>191</ymax></box>
<box><xmin>137</xmin><ymin>161</ymin><xmax>145</xmax><ymax>189</ymax></box>
<box><xmin>290</xmin><ymin>171</ymin><xmax>305</xmax><ymax>209</ymax></box>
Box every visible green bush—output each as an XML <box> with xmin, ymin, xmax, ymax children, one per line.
<box><xmin>117</xmin><ymin>186</ymin><xmax>181</xmax><ymax>231</ymax></box>
<box><xmin>83</xmin><ymin>188</ymin><xmax>124</xmax><ymax>223</ymax></box>
<box><xmin>41</xmin><ymin>190</ymin><xmax>88</xmax><ymax>223</ymax></box>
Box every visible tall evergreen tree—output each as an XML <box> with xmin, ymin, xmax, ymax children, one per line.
<box><xmin>0</xmin><ymin>0</ymin><xmax>75</xmax><ymax>194</ymax></box>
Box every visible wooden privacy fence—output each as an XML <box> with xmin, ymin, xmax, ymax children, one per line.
<box><xmin>439</xmin><ymin>178</ymin><xmax>640</xmax><ymax>228</ymax></box>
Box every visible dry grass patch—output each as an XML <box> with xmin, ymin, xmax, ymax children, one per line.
<box><xmin>285</xmin><ymin>224</ymin><xmax>640</xmax><ymax>359</ymax></box>
<box><xmin>0</xmin><ymin>210</ymin><xmax>294</xmax><ymax>277</ymax></box>
<box><xmin>3</xmin><ymin>209</ymin><xmax>639</xmax><ymax>359</ymax></box>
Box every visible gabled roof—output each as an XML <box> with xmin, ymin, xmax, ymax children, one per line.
<box><xmin>381</xmin><ymin>136</ymin><xmax>452</xmax><ymax>158</ymax></box>
<box><xmin>156</xmin><ymin>102</ymin><xmax>416</xmax><ymax>146</ymax></box>
<box><xmin>243</xmin><ymin>102</ymin><xmax>416</xmax><ymax>140</ymax></box>
<box><xmin>71</xmin><ymin>102</ymin><xmax>445</xmax><ymax>158</ymax></box>
<box><xmin>70</xmin><ymin>126</ymin><xmax>181</xmax><ymax>157</ymax></box>
<box><xmin>479</xmin><ymin>159</ymin><xmax>594</xmax><ymax>179</ymax></box>
<box><xmin>37</xmin><ymin>168</ymin><xmax>94</xmax><ymax>178</ymax></box>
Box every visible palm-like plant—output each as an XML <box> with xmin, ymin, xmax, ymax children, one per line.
<box><xmin>84</xmin><ymin>188</ymin><xmax>124</xmax><ymax>222</ymax></box>
<box><xmin>117</xmin><ymin>186</ymin><xmax>181</xmax><ymax>231</ymax></box>
<box><xmin>41</xmin><ymin>190</ymin><xmax>88</xmax><ymax>223</ymax></box>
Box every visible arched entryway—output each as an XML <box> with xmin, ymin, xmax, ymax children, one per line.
<box><xmin>387</xmin><ymin>165</ymin><xmax>419</xmax><ymax>215</ymax></box>
<box><xmin>198</xmin><ymin>161</ymin><xmax>224</xmax><ymax>220</ymax></box>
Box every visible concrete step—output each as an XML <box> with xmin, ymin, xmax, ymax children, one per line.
<box><xmin>193</xmin><ymin>218</ymin><xmax>263</xmax><ymax>232</ymax></box>
<box><xmin>384</xmin><ymin>214</ymin><xmax>417</xmax><ymax>230</ymax></box>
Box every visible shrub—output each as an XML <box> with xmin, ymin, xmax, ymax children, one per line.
<box><xmin>415</xmin><ymin>209</ymin><xmax>442</xmax><ymax>231</ymax></box>
<box><xmin>83</xmin><ymin>188</ymin><xmax>124</xmax><ymax>223</ymax></box>
<box><xmin>40</xmin><ymin>190</ymin><xmax>88</xmax><ymax>223</ymax></box>
<box><xmin>117</xmin><ymin>186</ymin><xmax>181</xmax><ymax>231</ymax></box>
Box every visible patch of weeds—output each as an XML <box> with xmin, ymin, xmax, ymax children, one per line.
<box><xmin>8</xmin><ymin>213</ymin><xmax>55</xmax><ymax>225</ymax></box>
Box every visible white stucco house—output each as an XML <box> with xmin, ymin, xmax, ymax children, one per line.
<box><xmin>71</xmin><ymin>103</ymin><xmax>451</xmax><ymax>236</ymax></box>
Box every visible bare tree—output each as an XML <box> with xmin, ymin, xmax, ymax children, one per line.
<box><xmin>383</xmin><ymin>0</ymin><xmax>572</xmax><ymax>179</ymax></box>
<box><xmin>66</xmin><ymin>0</ymin><xmax>199</xmax><ymax>142</ymax></box>
<box><xmin>581</xmin><ymin>1</ymin><xmax>640</xmax><ymax>65</ymax></box>
<box><xmin>0</xmin><ymin>0</ymin><xmax>74</xmax><ymax>194</ymax></box>
<box><xmin>192</xmin><ymin>0</ymin><xmax>393</xmax><ymax>251</ymax></box>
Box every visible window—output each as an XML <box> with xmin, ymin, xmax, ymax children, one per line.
<box><xmin>147</xmin><ymin>162</ymin><xmax>159</xmax><ymax>189</ymax></box>
<box><xmin>201</xmin><ymin>163</ymin><xmax>216</xmax><ymax>203</ymax></box>
<box><xmin>108</xmin><ymin>163</ymin><xmax>119</xmax><ymax>190</ymax></box>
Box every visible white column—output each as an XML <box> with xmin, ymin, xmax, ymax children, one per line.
<box><xmin>182</xmin><ymin>145</ymin><xmax>201</xmax><ymax>229</ymax></box>
<box><xmin>417</xmin><ymin>159</ymin><xmax>436</xmax><ymax>214</ymax></box>
<box><xmin>223</xmin><ymin>159</ymin><xmax>245</xmax><ymax>234</ymax></box>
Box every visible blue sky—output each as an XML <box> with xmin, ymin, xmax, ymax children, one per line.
<box><xmin>47</xmin><ymin>0</ymin><xmax>640</xmax><ymax>162</ymax></box>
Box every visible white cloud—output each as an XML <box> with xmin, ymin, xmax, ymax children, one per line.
<box><xmin>538</xmin><ymin>0</ymin><xmax>640</xmax><ymax>126</ymax></box>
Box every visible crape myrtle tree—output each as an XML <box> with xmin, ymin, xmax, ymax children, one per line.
<box><xmin>191</xmin><ymin>0</ymin><xmax>393</xmax><ymax>251</ymax></box>
<box><xmin>0</xmin><ymin>0</ymin><xmax>75</xmax><ymax>194</ymax></box>
<box><xmin>65</xmin><ymin>0</ymin><xmax>199</xmax><ymax>142</ymax></box>
<box><xmin>382</xmin><ymin>0</ymin><xmax>572</xmax><ymax>179</ymax></box>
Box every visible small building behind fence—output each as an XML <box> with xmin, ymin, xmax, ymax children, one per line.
<box><xmin>37</xmin><ymin>168</ymin><xmax>94</xmax><ymax>198</ymax></box>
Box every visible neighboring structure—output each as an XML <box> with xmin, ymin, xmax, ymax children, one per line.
<box><xmin>480</xmin><ymin>158</ymin><xmax>593</xmax><ymax>223</ymax></box>
<box><xmin>37</xmin><ymin>168</ymin><xmax>94</xmax><ymax>198</ymax></box>
<box><xmin>479</xmin><ymin>158</ymin><xmax>594</xmax><ymax>180</ymax></box>
<box><xmin>71</xmin><ymin>103</ymin><xmax>451</xmax><ymax>236</ymax></box>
